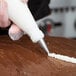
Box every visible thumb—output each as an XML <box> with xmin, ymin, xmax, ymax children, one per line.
<box><xmin>8</xmin><ymin>24</ymin><xmax>24</xmax><ymax>40</ymax></box>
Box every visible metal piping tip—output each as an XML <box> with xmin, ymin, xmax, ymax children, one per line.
<box><xmin>38</xmin><ymin>39</ymin><xmax>49</xmax><ymax>54</ymax></box>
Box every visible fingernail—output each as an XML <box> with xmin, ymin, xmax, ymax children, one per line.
<box><xmin>9</xmin><ymin>31</ymin><xmax>24</xmax><ymax>40</ymax></box>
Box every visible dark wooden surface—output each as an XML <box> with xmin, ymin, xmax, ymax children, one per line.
<box><xmin>0</xmin><ymin>35</ymin><xmax>76</xmax><ymax>76</ymax></box>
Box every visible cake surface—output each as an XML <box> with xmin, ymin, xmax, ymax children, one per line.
<box><xmin>0</xmin><ymin>35</ymin><xmax>76</xmax><ymax>76</ymax></box>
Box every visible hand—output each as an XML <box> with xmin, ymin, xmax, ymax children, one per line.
<box><xmin>0</xmin><ymin>0</ymin><xmax>28</xmax><ymax>40</ymax></box>
<box><xmin>9</xmin><ymin>0</ymin><xmax>28</xmax><ymax>40</ymax></box>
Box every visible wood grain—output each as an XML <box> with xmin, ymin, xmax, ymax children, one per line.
<box><xmin>0</xmin><ymin>35</ymin><xmax>76</xmax><ymax>76</ymax></box>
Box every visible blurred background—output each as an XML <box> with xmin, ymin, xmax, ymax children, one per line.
<box><xmin>37</xmin><ymin>0</ymin><xmax>76</xmax><ymax>39</ymax></box>
<box><xmin>0</xmin><ymin>0</ymin><xmax>76</xmax><ymax>39</ymax></box>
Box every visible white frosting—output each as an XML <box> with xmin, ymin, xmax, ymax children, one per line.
<box><xmin>48</xmin><ymin>53</ymin><xmax>76</xmax><ymax>64</ymax></box>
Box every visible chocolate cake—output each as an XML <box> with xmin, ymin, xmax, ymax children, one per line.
<box><xmin>0</xmin><ymin>35</ymin><xmax>76</xmax><ymax>76</ymax></box>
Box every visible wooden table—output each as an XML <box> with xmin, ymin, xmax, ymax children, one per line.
<box><xmin>0</xmin><ymin>35</ymin><xmax>76</xmax><ymax>76</ymax></box>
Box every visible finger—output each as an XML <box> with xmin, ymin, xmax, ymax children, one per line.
<box><xmin>8</xmin><ymin>24</ymin><xmax>24</xmax><ymax>40</ymax></box>
<box><xmin>0</xmin><ymin>0</ymin><xmax>9</xmax><ymax>27</ymax></box>
<box><xmin>0</xmin><ymin>19</ymin><xmax>11</xmax><ymax>28</ymax></box>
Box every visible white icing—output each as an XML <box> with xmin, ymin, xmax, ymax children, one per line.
<box><xmin>48</xmin><ymin>53</ymin><xmax>76</xmax><ymax>64</ymax></box>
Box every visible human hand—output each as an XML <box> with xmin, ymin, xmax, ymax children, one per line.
<box><xmin>0</xmin><ymin>0</ymin><xmax>28</xmax><ymax>40</ymax></box>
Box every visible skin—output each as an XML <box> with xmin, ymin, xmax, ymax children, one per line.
<box><xmin>0</xmin><ymin>0</ymin><xmax>28</xmax><ymax>40</ymax></box>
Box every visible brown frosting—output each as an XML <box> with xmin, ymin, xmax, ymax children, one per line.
<box><xmin>0</xmin><ymin>35</ymin><xmax>76</xmax><ymax>76</ymax></box>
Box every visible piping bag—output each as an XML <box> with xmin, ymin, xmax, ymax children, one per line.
<box><xmin>6</xmin><ymin>0</ymin><xmax>76</xmax><ymax>63</ymax></box>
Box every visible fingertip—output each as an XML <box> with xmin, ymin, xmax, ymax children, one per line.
<box><xmin>9</xmin><ymin>24</ymin><xmax>21</xmax><ymax>34</ymax></box>
<box><xmin>8</xmin><ymin>24</ymin><xmax>24</xmax><ymax>40</ymax></box>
